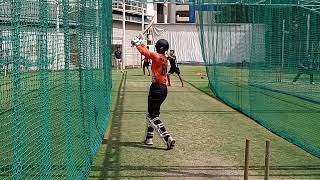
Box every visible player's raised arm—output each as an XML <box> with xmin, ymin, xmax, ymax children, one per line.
<box><xmin>131</xmin><ymin>37</ymin><xmax>169</xmax><ymax>63</ymax></box>
<box><xmin>136</xmin><ymin>45</ymin><xmax>158</xmax><ymax>60</ymax></box>
<box><xmin>131</xmin><ymin>35</ymin><xmax>157</xmax><ymax>59</ymax></box>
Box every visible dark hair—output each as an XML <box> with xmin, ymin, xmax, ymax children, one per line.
<box><xmin>170</xmin><ymin>49</ymin><xmax>175</xmax><ymax>53</ymax></box>
<box><xmin>147</xmin><ymin>46</ymin><xmax>149</xmax><ymax>49</ymax></box>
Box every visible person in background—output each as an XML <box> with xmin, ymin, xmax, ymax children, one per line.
<box><xmin>114</xmin><ymin>47</ymin><xmax>123</xmax><ymax>73</ymax></box>
<box><xmin>167</xmin><ymin>49</ymin><xmax>184</xmax><ymax>87</ymax></box>
<box><xmin>292</xmin><ymin>54</ymin><xmax>315</xmax><ymax>85</ymax></box>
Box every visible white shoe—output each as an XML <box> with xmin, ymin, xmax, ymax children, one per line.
<box><xmin>311</xmin><ymin>82</ymin><xmax>315</xmax><ymax>85</ymax></box>
<box><xmin>144</xmin><ymin>139</ymin><xmax>153</xmax><ymax>145</ymax></box>
<box><xmin>292</xmin><ymin>82</ymin><xmax>297</xmax><ymax>85</ymax></box>
<box><xmin>166</xmin><ymin>137</ymin><xmax>175</xmax><ymax>150</ymax></box>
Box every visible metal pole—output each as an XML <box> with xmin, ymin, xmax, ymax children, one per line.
<box><xmin>56</xmin><ymin>0</ymin><xmax>60</xmax><ymax>70</ymax></box>
<box><xmin>264</xmin><ymin>140</ymin><xmax>271</xmax><ymax>180</ymax></box>
<box><xmin>306</xmin><ymin>13</ymin><xmax>310</xmax><ymax>55</ymax></box>
<box><xmin>244</xmin><ymin>139</ymin><xmax>250</xmax><ymax>180</ymax></box>
<box><xmin>3</xmin><ymin>39</ymin><xmax>7</xmax><ymax>76</ymax></box>
<box><xmin>122</xmin><ymin>0</ymin><xmax>126</xmax><ymax>71</ymax></box>
<box><xmin>141</xmin><ymin>3</ymin><xmax>145</xmax><ymax>68</ymax></box>
<box><xmin>4</xmin><ymin>49</ymin><xmax>7</xmax><ymax>76</ymax></box>
<box><xmin>281</xmin><ymin>19</ymin><xmax>285</xmax><ymax>69</ymax></box>
<box><xmin>142</xmin><ymin>3</ymin><xmax>145</xmax><ymax>32</ymax></box>
<box><xmin>4</xmin><ymin>66</ymin><xmax>7</xmax><ymax>76</ymax></box>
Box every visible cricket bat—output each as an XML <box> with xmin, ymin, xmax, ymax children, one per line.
<box><xmin>142</xmin><ymin>16</ymin><xmax>156</xmax><ymax>35</ymax></box>
<box><xmin>131</xmin><ymin>16</ymin><xmax>155</xmax><ymax>47</ymax></box>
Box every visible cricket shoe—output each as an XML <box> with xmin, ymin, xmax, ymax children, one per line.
<box><xmin>144</xmin><ymin>138</ymin><xmax>153</xmax><ymax>145</ymax></box>
<box><xmin>166</xmin><ymin>137</ymin><xmax>175</xmax><ymax>150</ymax></box>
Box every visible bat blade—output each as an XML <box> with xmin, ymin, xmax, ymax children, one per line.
<box><xmin>142</xmin><ymin>16</ymin><xmax>156</xmax><ymax>35</ymax></box>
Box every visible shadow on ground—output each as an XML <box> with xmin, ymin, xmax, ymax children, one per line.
<box><xmin>90</xmin><ymin>164</ymin><xmax>320</xmax><ymax>179</ymax></box>
<box><xmin>100</xmin><ymin>72</ymin><xmax>126</xmax><ymax>179</ymax></box>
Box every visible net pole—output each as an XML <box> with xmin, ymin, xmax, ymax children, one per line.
<box><xmin>38</xmin><ymin>0</ymin><xmax>53</xmax><ymax>177</ymax></box>
<box><xmin>62</xmin><ymin>0</ymin><xmax>76</xmax><ymax>177</ymax></box>
<box><xmin>11</xmin><ymin>0</ymin><xmax>25</xmax><ymax>178</ymax></box>
<box><xmin>142</xmin><ymin>2</ymin><xmax>144</xmax><ymax>32</ymax></box>
<box><xmin>122</xmin><ymin>0</ymin><xmax>126</xmax><ymax>71</ymax></box>
<box><xmin>281</xmin><ymin>19</ymin><xmax>285</xmax><ymax>69</ymax></box>
<box><xmin>4</xmin><ymin>65</ymin><xmax>7</xmax><ymax>77</ymax></box>
<box><xmin>56</xmin><ymin>1</ymin><xmax>60</xmax><ymax>71</ymax></box>
<box><xmin>306</xmin><ymin>13</ymin><xmax>310</xmax><ymax>54</ymax></box>
<box><xmin>141</xmin><ymin>2</ymin><xmax>144</xmax><ymax>68</ymax></box>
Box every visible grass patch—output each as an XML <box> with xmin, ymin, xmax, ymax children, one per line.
<box><xmin>90</xmin><ymin>66</ymin><xmax>320</xmax><ymax>179</ymax></box>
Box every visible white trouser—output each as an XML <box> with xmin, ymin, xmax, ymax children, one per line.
<box><xmin>116</xmin><ymin>59</ymin><xmax>122</xmax><ymax>72</ymax></box>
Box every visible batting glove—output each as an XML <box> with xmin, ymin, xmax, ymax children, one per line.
<box><xmin>131</xmin><ymin>36</ymin><xmax>143</xmax><ymax>46</ymax></box>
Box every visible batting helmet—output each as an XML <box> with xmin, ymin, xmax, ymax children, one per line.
<box><xmin>155</xmin><ymin>39</ymin><xmax>169</xmax><ymax>53</ymax></box>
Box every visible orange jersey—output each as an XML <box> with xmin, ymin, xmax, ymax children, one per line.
<box><xmin>137</xmin><ymin>45</ymin><xmax>168</xmax><ymax>85</ymax></box>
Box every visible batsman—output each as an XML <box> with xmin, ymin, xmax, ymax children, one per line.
<box><xmin>131</xmin><ymin>36</ymin><xmax>175</xmax><ymax>150</ymax></box>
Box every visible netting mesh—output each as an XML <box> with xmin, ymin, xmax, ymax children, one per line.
<box><xmin>196</xmin><ymin>0</ymin><xmax>320</xmax><ymax>157</ymax></box>
<box><xmin>0</xmin><ymin>0</ymin><xmax>112</xmax><ymax>179</ymax></box>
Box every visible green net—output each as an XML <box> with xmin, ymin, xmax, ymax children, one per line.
<box><xmin>0</xmin><ymin>0</ymin><xmax>112</xmax><ymax>179</ymax></box>
<box><xmin>196</xmin><ymin>0</ymin><xmax>320</xmax><ymax>157</ymax></box>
